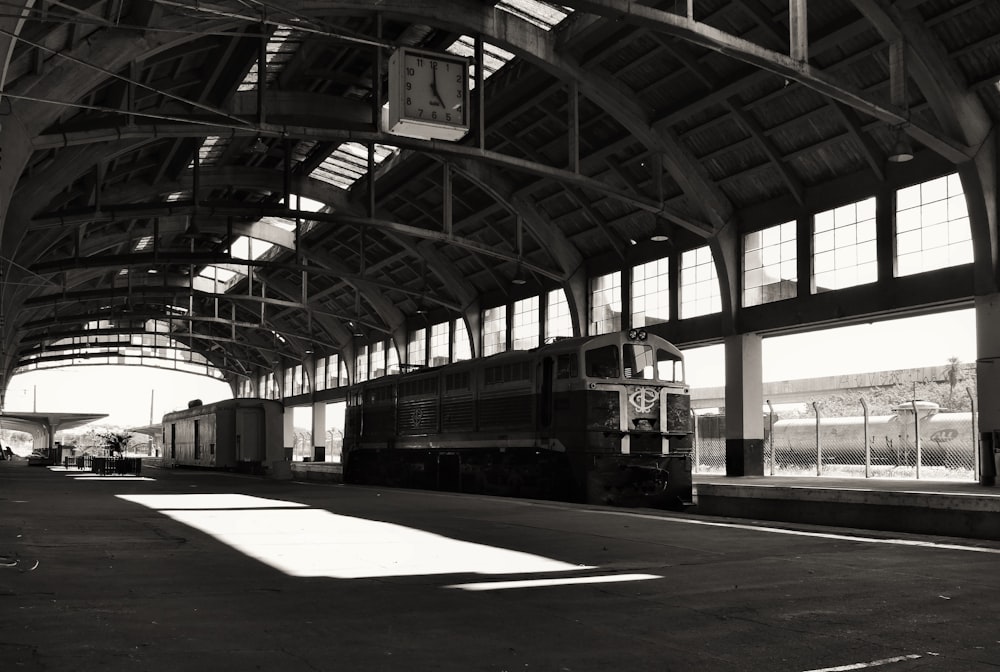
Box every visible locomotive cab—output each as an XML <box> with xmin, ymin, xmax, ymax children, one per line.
<box><xmin>541</xmin><ymin>330</ymin><xmax>691</xmax><ymax>457</ymax></box>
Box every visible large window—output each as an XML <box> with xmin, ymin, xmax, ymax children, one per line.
<box><xmin>429</xmin><ymin>322</ymin><xmax>450</xmax><ymax>367</ymax></box>
<box><xmin>408</xmin><ymin>328</ymin><xmax>427</xmax><ymax>368</ymax></box>
<box><xmin>545</xmin><ymin>289</ymin><xmax>573</xmax><ymax>341</ymax></box>
<box><xmin>590</xmin><ymin>271</ymin><xmax>621</xmax><ymax>335</ymax></box>
<box><xmin>453</xmin><ymin>319</ymin><xmax>472</xmax><ymax>361</ymax></box>
<box><xmin>512</xmin><ymin>296</ymin><xmax>539</xmax><ymax>350</ymax></box>
<box><xmin>386</xmin><ymin>341</ymin><xmax>400</xmax><ymax>375</ymax></box>
<box><xmin>355</xmin><ymin>344</ymin><xmax>369</xmax><ymax>383</ymax></box>
<box><xmin>370</xmin><ymin>340</ymin><xmax>386</xmax><ymax>379</ymax></box>
<box><xmin>333</xmin><ymin>354</ymin><xmax>348</xmax><ymax>387</ymax></box>
<box><xmin>483</xmin><ymin>305</ymin><xmax>507</xmax><ymax>356</ymax></box>
<box><xmin>896</xmin><ymin>174</ymin><xmax>972</xmax><ymax>276</ymax></box>
<box><xmin>631</xmin><ymin>258</ymin><xmax>670</xmax><ymax>327</ymax></box>
<box><xmin>314</xmin><ymin>357</ymin><xmax>327</xmax><ymax>391</ymax></box>
<box><xmin>680</xmin><ymin>246</ymin><xmax>721</xmax><ymax>318</ymax></box>
<box><xmin>813</xmin><ymin>197</ymin><xmax>877</xmax><ymax>292</ymax></box>
<box><xmin>261</xmin><ymin>372</ymin><xmax>278</xmax><ymax>399</ymax></box>
<box><xmin>744</xmin><ymin>221</ymin><xmax>796</xmax><ymax>307</ymax></box>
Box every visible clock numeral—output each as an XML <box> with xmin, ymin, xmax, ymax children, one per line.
<box><xmin>455</xmin><ymin>74</ymin><xmax>461</xmax><ymax>83</ymax></box>
<box><xmin>405</xmin><ymin>82</ymin><xmax>411</xmax><ymax>91</ymax></box>
<box><xmin>406</xmin><ymin>97</ymin><xmax>411</xmax><ymax>106</ymax></box>
<box><xmin>445</xmin><ymin>112</ymin><xmax>452</xmax><ymax>122</ymax></box>
<box><xmin>406</xmin><ymin>67</ymin><xmax>415</xmax><ymax>76</ymax></box>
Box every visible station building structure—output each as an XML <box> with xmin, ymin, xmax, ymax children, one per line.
<box><xmin>0</xmin><ymin>1</ymin><xmax>999</xmax><ymax>481</ymax></box>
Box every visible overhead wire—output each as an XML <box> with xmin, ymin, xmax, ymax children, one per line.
<box><xmin>148</xmin><ymin>0</ymin><xmax>392</xmax><ymax>48</ymax></box>
<box><xmin>0</xmin><ymin>24</ymin><xmax>254</xmax><ymax>128</ymax></box>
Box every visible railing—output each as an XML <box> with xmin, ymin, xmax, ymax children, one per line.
<box><xmin>89</xmin><ymin>456</ymin><xmax>143</xmax><ymax>476</ymax></box>
<box><xmin>693</xmin><ymin>400</ymin><xmax>978</xmax><ymax>481</ymax></box>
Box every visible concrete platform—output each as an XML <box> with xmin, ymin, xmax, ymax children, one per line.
<box><xmin>694</xmin><ymin>475</ymin><xmax>1000</xmax><ymax>541</ymax></box>
<box><xmin>2</xmin><ymin>459</ymin><xmax>999</xmax><ymax>671</ymax></box>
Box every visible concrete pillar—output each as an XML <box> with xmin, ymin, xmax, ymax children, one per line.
<box><xmin>724</xmin><ymin>333</ymin><xmax>765</xmax><ymax>476</ymax></box>
<box><xmin>975</xmin><ymin>294</ymin><xmax>1000</xmax><ymax>485</ymax></box>
<box><xmin>312</xmin><ymin>401</ymin><xmax>327</xmax><ymax>462</ymax></box>
<box><xmin>282</xmin><ymin>407</ymin><xmax>295</xmax><ymax>461</ymax></box>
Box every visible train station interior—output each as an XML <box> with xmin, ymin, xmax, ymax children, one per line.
<box><xmin>0</xmin><ymin>0</ymin><xmax>999</xmax><ymax>476</ymax></box>
<box><xmin>2</xmin><ymin>2</ymin><xmax>1000</xmax><ymax>669</ymax></box>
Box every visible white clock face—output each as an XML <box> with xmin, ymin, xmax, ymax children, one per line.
<box><xmin>401</xmin><ymin>53</ymin><xmax>466</xmax><ymax>126</ymax></box>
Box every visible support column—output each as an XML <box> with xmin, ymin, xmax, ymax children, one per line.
<box><xmin>975</xmin><ymin>295</ymin><xmax>1000</xmax><ymax>485</ymax></box>
<box><xmin>282</xmin><ymin>407</ymin><xmax>295</xmax><ymax>461</ymax></box>
<box><xmin>724</xmin><ymin>333</ymin><xmax>765</xmax><ymax>476</ymax></box>
<box><xmin>312</xmin><ymin>401</ymin><xmax>327</xmax><ymax>462</ymax></box>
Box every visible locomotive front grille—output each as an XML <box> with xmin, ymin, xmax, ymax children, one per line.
<box><xmin>625</xmin><ymin>385</ymin><xmax>660</xmax><ymax>433</ymax></box>
<box><xmin>586</xmin><ymin>390</ymin><xmax>621</xmax><ymax>430</ymax></box>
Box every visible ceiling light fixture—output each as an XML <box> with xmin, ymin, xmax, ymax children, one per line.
<box><xmin>650</xmin><ymin>219</ymin><xmax>672</xmax><ymax>242</ymax></box>
<box><xmin>887</xmin><ymin>129</ymin><xmax>914</xmax><ymax>163</ymax></box>
<box><xmin>250</xmin><ymin>136</ymin><xmax>268</xmax><ymax>154</ymax></box>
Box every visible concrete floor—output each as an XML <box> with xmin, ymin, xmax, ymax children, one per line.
<box><xmin>2</xmin><ymin>460</ymin><xmax>999</xmax><ymax>671</ymax></box>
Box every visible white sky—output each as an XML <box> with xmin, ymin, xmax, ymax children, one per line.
<box><xmin>683</xmin><ymin>308</ymin><xmax>976</xmax><ymax>388</ymax></box>
<box><xmin>2</xmin><ymin>308</ymin><xmax>977</xmax><ymax>427</ymax></box>
<box><xmin>3</xmin><ymin>366</ymin><xmax>232</xmax><ymax>427</ymax></box>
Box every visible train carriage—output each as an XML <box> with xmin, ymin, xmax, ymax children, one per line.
<box><xmin>162</xmin><ymin>398</ymin><xmax>284</xmax><ymax>471</ymax></box>
<box><xmin>343</xmin><ymin>329</ymin><xmax>694</xmax><ymax>509</ymax></box>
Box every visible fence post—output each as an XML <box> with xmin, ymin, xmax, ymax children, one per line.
<box><xmin>968</xmin><ymin>387</ymin><xmax>978</xmax><ymax>480</ymax></box>
<box><xmin>911</xmin><ymin>399</ymin><xmax>921</xmax><ymax>479</ymax></box>
<box><xmin>691</xmin><ymin>409</ymin><xmax>699</xmax><ymax>473</ymax></box>
<box><xmin>766</xmin><ymin>399</ymin><xmax>775</xmax><ymax>476</ymax></box>
<box><xmin>812</xmin><ymin>401</ymin><xmax>821</xmax><ymax>476</ymax></box>
<box><xmin>860</xmin><ymin>398</ymin><xmax>870</xmax><ymax>478</ymax></box>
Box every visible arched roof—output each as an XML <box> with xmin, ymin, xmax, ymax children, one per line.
<box><xmin>0</xmin><ymin>0</ymin><xmax>997</xmax><ymax>396</ymax></box>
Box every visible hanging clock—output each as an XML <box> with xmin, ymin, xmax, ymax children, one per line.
<box><xmin>387</xmin><ymin>47</ymin><xmax>470</xmax><ymax>141</ymax></box>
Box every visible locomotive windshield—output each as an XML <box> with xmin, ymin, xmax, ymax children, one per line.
<box><xmin>624</xmin><ymin>344</ymin><xmax>683</xmax><ymax>382</ymax></box>
<box><xmin>584</xmin><ymin>343</ymin><xmax>684</xmax><ymax>382</ymax></box>
<box><xmin>585</xmin><ymin>345</ymin><xmax>619</xmax><ymax>378</ymax></box>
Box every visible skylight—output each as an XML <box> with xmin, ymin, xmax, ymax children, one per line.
<box><xmin>498</xmin><ymin>0</ymin><xmax>570</xmax><ymax>29</ymax></box>
<box><xmin>308</xmin><ymin>142</ymin><xmax>397</xmax><ymax>190</ymax></box>
<box><xmin>446</xmin><ymin>1</ymin><xmax>570</xmax><ymax>81</ymax></box>
<box><xmin>192</xmin><ymin>135</ymin><xmax>229</xmax><ymax>167</ymax></box>
<box><xmin>230</xmin><ymin>236</ymin><xmax>274</xmax><ymax>261</ymax></box>
<box><xmin>259</xmin><ymin>216</ymin><xmax>297</xmax><ymax>232</ymax></box>
<box><xmin>238</xmin><ymin>25</ymin><xmax>301</xmax><ymax>92</ymax></box>
<box><xmin>198</xmin><ymin>266</ymin><xmax>238</xmax><ymax>283</ymax></box>
<box><xmin>447</xmin><ymin>37</ymin><xmax>515</xmax><ymax>80</ymax></box>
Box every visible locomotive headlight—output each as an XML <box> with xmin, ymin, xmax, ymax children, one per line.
<box><xmin>627</xmin><ymin>328</ymin><xmax>648</xmax><ymax>341</ymax></box>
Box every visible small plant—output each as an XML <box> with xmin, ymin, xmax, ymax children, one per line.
<box><xmin>98</xmin><ymin>430</ymin><xmax>132</xmax><ymax>457</ymax></box>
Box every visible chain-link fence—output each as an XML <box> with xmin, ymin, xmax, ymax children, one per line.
<box><xmin>694</xmin><ymin>400</ymin><xmax>978</xmax><ymax>480</ymax></box>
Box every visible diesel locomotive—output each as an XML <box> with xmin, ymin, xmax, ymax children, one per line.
<box><xmin>343</xmin><ymin>329</ymin><xmax>694</xmax><ymax>508</ymax></box>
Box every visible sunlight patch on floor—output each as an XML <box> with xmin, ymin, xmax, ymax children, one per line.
<box><xmin>118</xmin><ymin>493</ymin><xmax>594</xmax><ymax>580</ymax></box>
<box><xmin>447</xmin><ymin>573</ymin><xmax>662</xmax><ymax>591</ymax></box>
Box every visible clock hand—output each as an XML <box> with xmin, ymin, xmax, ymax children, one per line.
<box><xmin>430</xmin><ymin>66</ymin><xmax>446</xmax><ymax>108</ymax></box>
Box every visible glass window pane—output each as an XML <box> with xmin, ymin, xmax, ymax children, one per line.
<box><xmin>895</xmin><ymin>173</ymin><xmax>971</xmax><ymax>277</ymax></box>
<box><xmin>624</xmin><ymin>344</ymin><xmax>654</xmax><ymax>380</ymax></box>
<box><xmin>681</xmin><ymin>246</ymin><xmax>721</xmax><ymax>318</ymax></box>
<box><xmin>585</xmin><ymin>345</ymin><xmax>619</xmax><ymax>378</ymax></box>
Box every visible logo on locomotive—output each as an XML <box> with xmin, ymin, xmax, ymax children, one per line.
<box><xmin>929</xmin><ymin>428</ymin><xmax>959</xmax><ymax>442</ymax></box>
<box><xmin>628</xmin><ymin>387</ymin><xmax>659</xmax><ymax>414</ymax></box>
